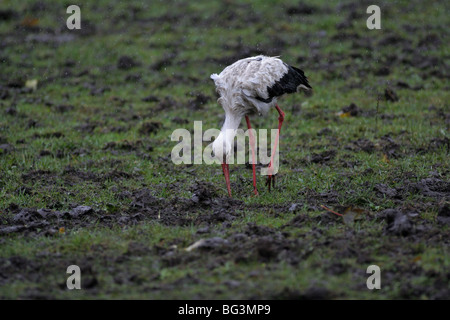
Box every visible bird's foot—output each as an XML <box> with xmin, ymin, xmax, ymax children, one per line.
<box><xmin>265</xmin><ymin>174</ymin><xmax>276</xmax><ymax>192</ymax></box>
<box><xmin>251</xmin><ymin>188</ymin><xmax>259</xmax><ymax>197</ymax></box>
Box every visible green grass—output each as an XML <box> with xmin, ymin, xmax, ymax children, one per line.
<box><xmin>0</xmin><ymin>0</ymin><xmax>449</xmax><ymax>299</ymax></box>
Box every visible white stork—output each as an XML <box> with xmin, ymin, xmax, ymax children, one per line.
<box><xmin>211</xmin><ymin>55</ymin><xmax>311</xmax><ymax>197</ymax></box>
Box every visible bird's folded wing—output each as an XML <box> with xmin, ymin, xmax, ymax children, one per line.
<box><xmin>242</xmin><ymin>58</ymin><xmax>288</xmax><ymax>102</ymax></box>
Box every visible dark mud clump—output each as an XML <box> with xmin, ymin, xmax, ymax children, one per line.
<box><xmin>245</xmin><ymin>222</ymin><xmax>277</xmax><ymax>237</ymax></box>
<box><xmin>172</xmin><ymin>117</ymin><xmax>189</xmax><ymax>125</ymax></box>
<box><xmin>0</xmin><ymin>205</ymin><xmax>100</xmax><ymax>236</ymax></box>
<box><xmin>150</xmin><ymin>53</ymin><xmax>176</xmax><ymax>71</ymax></box>
<box><xmin>352</xmin><ymin>138</ymin><xmax>375</xmax><ymax>153</ymax></box>
<box><xmin>69</xmin><ymin>206</ymin><xmax>93</xmax><ymax>218</ymax></box>
<box><xmin>298</xmin><ymin>287</ymin><xmax>333</xmax><ymax>300</ymax></box>
<box><xmin>103</xmin><ymin>140</ymin><xmax>147</xmax><ymax>152</ymax></box>
<box><xmin>379</xmin><ymin>135</ymin><xmax>400</xmax><ymax>158</ymax></box>
<box><xmin>379</xmin><ymin>209</ymin><xmax>415</xmax><ymax>236</ymax></box>
<box><xmin>298</xmin><ymin>188</ymin><xmax>340</xmax><ymax>208</ymax></box>
<box><xmin>127</xmin><ymin>189</ymin><xmax>193</xmax><ymax>226</ymax></box>
<box><xmin>5</xmin><ymin>106</ymin><xmax>17</xmax><ymax>115</ymax></box>
<box><xmin>271</xmin><ymin>286</ymin><xmax>332</xmax><ymax>300</ymax></box>
<box><xmin>0</xmin><ymin>9</ymin><xmax>17</xmax><ymax>21</ymax></box>
<box><xmin>374</xmin><ymin>183</ymin><xmax>398</xmax><ymax>199</ymax></box>
<box><xmin>427</xmin><ymin>137</ymin><xmax>449</xmax><ymax>153</ymax></box>
<box><xmin>54</xmin><ymin>104</ymin><xmax>74</xmax><ymax>113</ymax></box>
<box><xmin>286</xmin><ymin>3</ymin><xmax>318</xmax><ymax>15</ymax></box>
<box><xmin>21</xmin><ymin>170</ymin><xmax>54</xmax><ymax>183</ymax></box>
<box><xmin>310</xmin><ymin>150</ymin><xmax>336</xmax><ymax>164</ymax></box>
<box><xmin>129</xmin><ymin>188</ymin><xmax>164</xmax><ymax>210</ymax></box>
<box><xmin>190</xmin><ymin>181</ymin><xmax>218</xmax><ymax>206</ymax></box>
<box><xmin>192</xmin><ymin>184</ymin><xmax>243</xmax><ymax>225</ymax></box>
<box><xmin>418</xmin><ymin>33</ymin><xmax>441</xmax><ymax>48</ymax></box>
<box><xmin>317</xmin><ymin>128</ymin><xmax>332</xmax><ymax>136</ymax></box>
<box><xmin>0</xmin><ymin>144</ymin><xmax>14</xmax><ymax>155</ymax></box>
<box><xmin>117</xmin><ymin>56</ymin><xmax>141</xmax><ymax>70</ymax></box>
<box><xmin>409</xmin><ymin>177</ymin><xmax>450</xmax><ymax>198</ymax></box>
<box><xmin>153</xmin><ymin>96</ymin><xmax>179</xmax><ymax>112</ymax></box>
<box><xmin>142</xmin><ymin>95</ymin><xmax>160</xmax><ymax>103</ymax></box>
<box><xmin>196</xmin><ymin>208</ymin><xmax>236</xmax><ymax>225</ymax></box>
<box><xmin>378</xmin><ymin>34</ymin><xmax>408</xmax><ymax>46</ymax></box>
<box><xmin>39</xmin><ymin>150</ymin><xmax>52</xmax><ymax>157</ymax></box>
<box><xmin>1</xmin><ymin>87</ymin><xmax>11</xmax><ymax>100</ymax></box>
<box><xmin>33</xmin><ymin>131</ymin><xmax>64</xmax><ymax>139</ymax></box>
<box><xmin>255</xmin><ymin>237</ymin><xmax>282</xmax><ymax>261</ymax></box>
<box><xmin>374</xmin><ymin>65</ymin><xmax>390</xmax><ymax>76</ymax></box>
<box><xmin>436</xmin><ymin>205</ymin><xmax>450</xmax><ymax>225</ymax></box>
<box><xmin>138</xmin><ymin>121</ymin><xmax>162</xmax><ymax>135</ymax></box>
<box><xmin>1</xmin><ymin>182</ymin><xmax>243</xmax><ymax>235</ymax></box>
<box><xmin>76</xmin><ymin>122</ymin><xmax>97</xmax><ymax>133</ymax></box>
<box><xmin>341</xmin><ymin>103</ymin><xmax>361</xmax><ymax>116</ymax></box>
<box><xmin>187</xmin><ymin>92</ymin><xmax>211</xmax><ymax>110</ymax></box>
<box><xmin>283</xmin><ymin>214</ymin><xmax>308</xmax><ymax>228</ymax></box>
<box><xmin>387</xmin><ymin>215</ymin><xmax>413</xmax><ymax>236</ymax></box>
<box><xmin>385</xmin><ymin>88</ymin><xmax>399</xmax><ymax>102</ymax></box>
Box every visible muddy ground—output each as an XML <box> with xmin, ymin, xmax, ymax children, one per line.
<box><xmin>0</xmin><ymin>0</ymin><xmax>449</xmax><ymax>299</ymax></box>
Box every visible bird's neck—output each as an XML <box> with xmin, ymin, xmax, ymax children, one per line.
<box><xmin>212</xmin><ymin>112</ymin><xmax>243</xmax><ymax>162</ymax></box>
<box><xmin>222</xmin><ymin>112</ymin><xmax>242</xmax><ymax>133</ymax></box>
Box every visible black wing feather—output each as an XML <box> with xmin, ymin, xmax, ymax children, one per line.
<box><xmin>255</xmin><ymin>63</ymin><xmax>311</xmax><ymax>103</ymax></box>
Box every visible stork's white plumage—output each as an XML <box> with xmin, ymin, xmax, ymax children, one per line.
<box><xmin>211</xmin><ymin>55</ymin><xmax>311</xmax><ymax>197</ymax></box>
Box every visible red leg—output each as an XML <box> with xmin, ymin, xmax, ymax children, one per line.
<box><xmin>266</xmin><ymin>104</ymin><xmax>285</xmax><ymax>191</ymax></box>
<box><xmin>222</xmin><ymin>163</ymin><xmax>232</xmax><ymax>197</ymax></box>
<box><xmin>245</xmin><ymin>116</ymin><xmax>259</xmax><ymax>196</ymax></box>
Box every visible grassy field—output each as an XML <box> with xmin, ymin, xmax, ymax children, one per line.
<box><xmin>0</xmin><ymin>0</ymin><xmax>449</xmax><ymax>299</ymax></box>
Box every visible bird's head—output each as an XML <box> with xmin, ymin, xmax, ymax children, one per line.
<box><xmin>212</xmin><ymin>130</ymin><xmax>234</xmax><ymax>163</ymax></box>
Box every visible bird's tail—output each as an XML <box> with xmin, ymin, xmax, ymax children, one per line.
<box><xmin>210</xmin><ymin>73</ymin><xmax>219</xmax><ymax>81</ymax></box>
<box><xmin>291</xmin><ymin>66</ymin><xmax>312</xmax><ymax>91</ymax></box>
